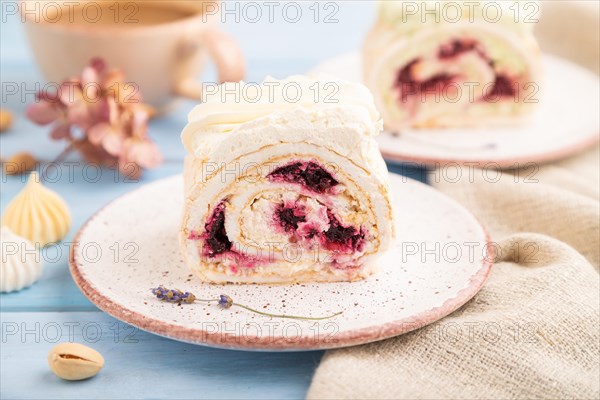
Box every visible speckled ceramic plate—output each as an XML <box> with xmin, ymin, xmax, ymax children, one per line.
<box><xmin>310</xmin><ymin>53</ymin><xmax>599</xmax><ymax>168</ymax></box>
<box><xmin>70</xmin><ymin>174</ymin><xmax>492</xmax><ymax>351</ymax></box>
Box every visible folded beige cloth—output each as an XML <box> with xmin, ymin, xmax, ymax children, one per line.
<box><xmin>308</xmin><ymin>148</ymin><xmax>600</xmax><ymax>400</ymax></box>
<box><xmin>308</xmin><ymin>3</ymin><xmax>599</xmax><ymax>399</ymax></box>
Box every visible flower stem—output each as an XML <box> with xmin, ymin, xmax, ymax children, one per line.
<box><xmin>197</xmin><ymin>299</ymin><xmax>342</xmax><ymax>320</ymax></box>
<box><xmin>52</xmin><ymin>142</ymin><xmax>74</xmax><ymax>164</ymax></box>
<box><xmin>232</xmin><ymin>303</ymin><xmax>343</xmax><ymax>320</ymax></box>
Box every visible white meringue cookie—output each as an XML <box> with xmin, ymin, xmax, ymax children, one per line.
<box><xmin>1</xmin><ymin>172</ymin><xmax>71</xmax><ymax>246</ymax></box>
<box><xmin>1</xmin><ymin>226</ymin><xmax>44</xmax><ymax>293</ymax></box>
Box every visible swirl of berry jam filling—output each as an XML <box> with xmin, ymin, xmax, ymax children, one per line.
<box><xmin>438</xmin><ymin>39</ymin><xmax>482</xmax><ymax>59</ymax></box>
<box><xmin>192</xmin><ymin>192</ymin><xmax>365</xmax><ymax>266</ymax></box>
<box><xmin>323</xmin><ymin>211</ymin><xmax>365</xmax><ymax>253</ymax></box>
<box><xmin>396</xmin><ymin>60</ymin><xmax>453</xmax><ymax>103</ymax></box>
<box><xmin>198</xmin><ymin>201</ymin><xmax>231</xmax><ymax>257</ymax></box>
<box><xmin>267</xmin><ymin>161</ymin><xmax>338</xmax><ymax>193</ymax></box>
<box><xmin>275</xmin><ymin>201</ymin><xmax>365</xmax><ymax>254</ymax></box>
<box><xmin>395</xmin><ymin>39</ymin><xmax>516</xmax><ymax>103</ymax></box>
<box><xmin>189</xmin><ymin>201</ymin><xmax>268</xmax><ymax>269</ymax></box>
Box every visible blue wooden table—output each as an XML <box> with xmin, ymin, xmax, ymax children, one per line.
<box><xmin>0</xmin><ymin>3</ymin><xmax>425</xmax><ymax>398</ymax></box>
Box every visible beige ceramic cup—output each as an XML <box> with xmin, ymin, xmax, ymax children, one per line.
<box><xmin>22</xmin><ymin>0</ymin><xmax>245</xmax><ymax>109</ymax></box>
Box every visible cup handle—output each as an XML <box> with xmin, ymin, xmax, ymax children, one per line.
<box><xmin>174</xmin><ymin>28</ymin><xmax>245</xmax><ymax>100</ymax></box>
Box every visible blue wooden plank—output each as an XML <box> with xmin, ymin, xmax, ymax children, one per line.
<box><xmin>1</xmin><ymin>162</ymin><xmax>183</xmax><ymax>312</ymax></box>
<box><xmin>1</xmin><ymin>312</ymin><xmax>323</xmax><ymax>399</ymax></box>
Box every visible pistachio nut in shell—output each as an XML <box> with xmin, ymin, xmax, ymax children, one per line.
<box><xmin>48</xmin><ymin>343</ymin><xmax>105</xmax><ymax>380</ymax></box>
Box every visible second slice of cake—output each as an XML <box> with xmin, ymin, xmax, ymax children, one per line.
<box><xmin>363</xmin><ymin>0</ymin><xmax>542</xmax><ymax>129</ymax></box>
<box><xmin>180</xmin><ymin>76</ymin><xmax>394</xmax><ymax>284</ymax></box>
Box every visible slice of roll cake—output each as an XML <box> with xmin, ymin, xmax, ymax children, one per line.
<box><xmin>364</xmin><ymin>0</ymin><xmax>542</xmax><ymax>129</ymax></box>
<box><xmin>180</xmin><ymin>76</ymin><xmax>394</xmax><ymax>284</ymax></box>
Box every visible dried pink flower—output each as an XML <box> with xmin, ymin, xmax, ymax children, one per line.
<box><xmin>26</xmin><ymin>58</ymin><xmax>162</xmax><ymax>178</ymax></box>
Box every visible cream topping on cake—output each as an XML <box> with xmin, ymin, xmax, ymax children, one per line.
<box><xmin>181</xmin><ymin>76</ymin><xmax>382</xmax><ymax>155</ymax></box>
<box><xmin>184</xmin><ymin>75</ymin><xmax>379</xmax><ymax>130</ymax></box>
<box><xmin>181</xmin><ymin>76</ymin><xmax>388</xmax><ymax>185</ymax></box>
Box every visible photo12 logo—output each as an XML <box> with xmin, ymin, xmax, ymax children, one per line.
<box><xmin>200</xmin><ymin>79</ymin><xmax>340</xmax><ymax>104</ymax></box>
<box><xmin>2</xmin><ymin>1</ymin><xmax>141</xmax><ymax>24</ymax></box>
<box><xmin>397</xmin><ymin>1</ymin><xmax>540</xmax><ymax>24</ymax></box>
<box><xmin>1</xmin><ymin>1</ymin><xmax>342</xmax><ymax>25</ymax></box>
<box><xmin>1</xmin><ymin>160</ymin><xmax>142</xmax><ymax>184</ymax></box>
<box><xmin>1</xmin><ymin>239</ymin><xmax>140</xmax><ymax>265</ymax></box>
<box><xmin>202</xmin><ymin>1</ymin><xmax>340</xmax><ymax>24</ymax></box>
<box><xmin>198</xmin><ymin>320</ymin><xmax>340</xmax><ymax>344</ymax></box>
<box><xmin>2</xmin><ymin>321</ymin><xmax>139</xmax><ymax>344</ymax></box>
<box><xmin>1</xmin><ymin>80</ymin><xmax>140</xmax><ymax>105</ymax></box>
<box><xmin>198</xmin><ymin>160</ymin><xmax>342</xmax><ymax>184</ymax></box>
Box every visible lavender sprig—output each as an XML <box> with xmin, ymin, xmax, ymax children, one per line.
<box><xmin>151</xmin><ymin>287</ymin><xmax>342</xmax><ymax>321</ymax></box>
<box><xmin>151</xmin><ymin>286</ymin><xmax>197</xmax><ymax>304</ymax></box>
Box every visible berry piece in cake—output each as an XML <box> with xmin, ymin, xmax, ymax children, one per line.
<box><xmin>202</xmin><ymin>201</ymin><xmax>231</xmax><ymax>256</ymax></box>
<box><xmin>323</xmin><ymin>211</ymin><xmax>365</xmax><ymax>253</ymax></box>
<box><xmin>268</xmin><ymin>161</ymin><xmax>339</xmax><ymax>193</ymax></box>
<box><xmin>438</xmin><ymin>39</ymin><xmax>480</xmax><ymax>59</ymax></box>
<box><xmin>276</xmin><ymin>205</ymin><xmax>307</xmax><ymax>232</ymax></box>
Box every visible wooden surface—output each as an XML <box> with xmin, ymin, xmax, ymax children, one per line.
<box><xmin>1</xmin><ymin>312</ymin><xmax>322</xmax><ymax>399</ymax></box>
<box><xmin>0</xmin><ymin>3</ymin><xmax>426</xmax><ymax>399</ymax></box>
